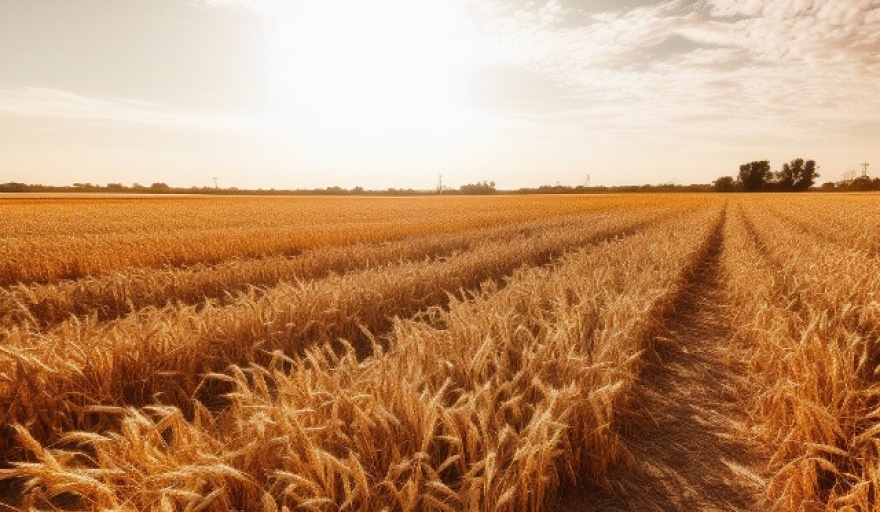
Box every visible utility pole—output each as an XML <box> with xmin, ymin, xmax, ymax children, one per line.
<box><xmin>862</xmin><ymin>162</ymin><xmax>870</xmax><ymax>178</ymax></box>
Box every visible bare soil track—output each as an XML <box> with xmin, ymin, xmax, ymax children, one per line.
<box><xmin>556</xmin><ymin>212</ymin><xmax>771</xmax><ymax>511</ymax></box>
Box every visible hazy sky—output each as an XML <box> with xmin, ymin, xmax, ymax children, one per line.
<box><xmin>1</xmin><ymin>0</ymin><xmax>878</xmax><ymax>189</ymax></box>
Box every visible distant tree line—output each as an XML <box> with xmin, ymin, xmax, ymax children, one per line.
<box><xmin>0</xmin><ymin>182</ymin><xmax>390</xmax><ymax>196</ymax></box>
<box><xmin>714</xmin><ymin>158</ymin><xmax>820</xmax><ymax>192</ymax></box>
<box><xmin>0</xmin><ymin>180</ymin><xmax>717</xmax><ymax>196</ymax></box>
<box><xmin>513</xmin><ymin>183</ymin><xmax>713</xmax><ymax>194</ymax></box>
<box><xmin>818</xmin><ymin>175</ymin><xmax>880</xmax><ymax>192</ymax></box>
<box><xmin>458</xmin><ymin>181</ymin><xmax>496</xmax><ymax>195</ymax></box>
<box><xmin>5</xmin><ymin>167</ymin><xmax>874</xmax><ymax>196</ymax></box>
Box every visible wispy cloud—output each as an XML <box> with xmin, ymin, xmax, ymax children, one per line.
<box><xmin>0</xmin><ymin>87</ymin><xmax>260</xmax><ymax>131</ymax></box>
<box><xmin>472</xmin><ymin>0</ymin><xmax>880</xmax><ymax>144</ymax></box>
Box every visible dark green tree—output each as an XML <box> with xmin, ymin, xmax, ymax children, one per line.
<box><xmin>775</xmin><ymin>158</ymin><xmax>819</xmax><ymax>190</ymax></box>
<box><xmin>459</xmin><ymin>181</ymin><xmax>496</xmax><ymax>195</ymax></box>
<box><xmin>795</xmin><ymin>159</ymin><xmax>818</xmax><ymax>190</ymax></box>
<box><xmin>776</xmin><ymin>160</ymin><xmax>798</xmax><ymax>189</ymax></box>
<box><xmin>738</xmin><ymin>161</ymin><xmax>771</xmax><ymax>191</ymax></box>
<box><xmin>713</xmin><ymin>176</ymin><xmax>737</xmax><ymax>192</ymax></box>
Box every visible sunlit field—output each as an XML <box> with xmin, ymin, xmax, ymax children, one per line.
<box><xmin>2</xmin><ymin>193</ymin><xmax>880</xmax><ymax>511</ymax></box>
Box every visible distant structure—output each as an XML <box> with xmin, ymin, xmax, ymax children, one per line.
<box><xmin>862</xmin><ymin>162</ymin><xmax>870</xmax><ymax>178</ymax></box>
<box><xmin>585</xmin><ymin>174</ymin><xmax>590</xmax><ymax>187</ymax></box>
<box><xmin>437</xmin><ymin>174</ymin><xmax>443</xmax><ymax>193</ymax></box>
<box><xmin>213</xmin><ymin>177</ymin><xmax>219</xmax><ymax>189</ymax></box>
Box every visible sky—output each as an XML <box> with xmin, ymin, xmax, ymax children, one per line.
<box><xmin>0</xmin><ymin>0</ymin><xmax>878</xmax><ymax>190</ymax></box>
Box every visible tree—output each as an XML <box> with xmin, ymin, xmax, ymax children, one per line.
<box><xmin>738</xmin><ymin>161</ymin><xmax>771</xmax><ymax>191</ymax></box>
<box><xmin>849</xmin><ymin>176</ymin><xmax>875</xmax><ymax>191</ymax></box>
<box><xmin>459</xmin><ymin>181</ymin><xmax>496</xmax><ymax>195</ymax></box>
<box><xmin>713</xmin><ymin>176</ymin><xmax>737</xmax><ymax>192</ymax></box>
<box><xmin>0</xmin><ymin>182</ymin><xmax>29</xmax><ymax>193</ymax></box>
<box><xmin>775</xmin><ymin>158</ymin><xmax>818</xmax><ymax>191</ymax></box>
<box><xmin>775</xmin><ymin>161</ymin><xmax>797</xmax><ymax>189</ymax></box>
<box><xmin>795</xmin><ymin>159</ymin><xmax>818</xmax><ymax>190</ymax></box>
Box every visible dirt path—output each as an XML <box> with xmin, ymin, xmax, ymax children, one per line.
<box><xmin>555</xmin><ymin>213</ymin><xmax>771</xmax><ymax>511</ymax></box>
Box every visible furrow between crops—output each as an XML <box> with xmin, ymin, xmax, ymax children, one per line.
<box><xmin>0</xmin><ymin>205</ymin><xmax>723</xmax><ymax>511</ymax></box>
<box><xmin>555</xmin><ymin>203</ymin><xmax>774</xmax><ymax>511</ymax></box>
<box><xmin>736</xmin><ymin>203</ymin><xmax>775</xmax><ymax>262</ymax></box>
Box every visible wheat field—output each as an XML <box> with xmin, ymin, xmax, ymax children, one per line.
<box><xmin>1</xmin><ymin>193</ymin><xmax>878</xmax><ymax>511</ymax></box>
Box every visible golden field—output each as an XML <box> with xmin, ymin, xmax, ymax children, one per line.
<box><xmin>1</xmin><ymin>193</ymin><xmax>879</xmax><ymax>511</ymax></box>
<box><xmin>0</xmin><ymin>195</ymin><xmax>637</xmax><ymax>287</ymax></box>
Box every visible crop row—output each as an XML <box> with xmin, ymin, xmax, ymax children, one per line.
<box><xmin>760</xmin><ymin>194</ymin><xmax>880</xmax><ymax>256</ymax></box>
<box><xmin>0</xmin><ymin>205</ymin><xmax>686</xmax><ymax>458</ymax></box>
<box><xmin>2</xmin><ymin>204</ymin><xmax>723</xmax><ymax>511</ymax></box>
<box><xmin>723</xmin><ymin>200</ymin><xmax>880</xmax><ymax>511</ymax></box>
<box><xmin>0</xmin><ymin>210</ymin><xmax>634</xmax><ymax>331</ymax></box>
<box><xmin>2</xmin><ymin>195</ymin><xmax>645</xmax><ymax>286</ymax></box>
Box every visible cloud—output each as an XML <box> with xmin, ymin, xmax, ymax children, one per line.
<box><xmin>169</xmin><ymin>0</ymin><xmax>880</xmax><ymax>152</ymax></box>
<box><xmin>471</xmin><ymin>0</ymin><xmax>880</xmax><ymax>144</ymax></box>
<box><xmin>0</xmin><ymin>87</ymin><xmax>260</xmax><ymax>131</ymax></box>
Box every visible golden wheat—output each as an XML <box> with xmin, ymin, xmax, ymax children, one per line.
<box><xmin>2</xmin><ymin>200</ymin><xmax>721</xmax><ymax>511</ymax></box>
<box><xmin>0</xmin><ymin>203</ymin><xmax>696</xmax><ymax>459</ymax></box>
<box><xmin>14</xmin><ymin>193</ymin><xmax>879</xmax><ymax>511</ymax></box>
<box><xmin>0</xmin><ymin>195</ymin><xmax>650</xmax><ymax>286</ymax></box>
<box><xmin>723</xmin><ymin>196</ymin><xmax>880</xmax><ymax>511</ymax></box>
<box><xmin>0</xmin><ymin>209</ymin><xmax>645</xmax><ymax>331</ymax></box>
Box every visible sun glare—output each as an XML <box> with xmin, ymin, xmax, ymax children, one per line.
<box><xmin>267</xmin><ymin>0</ymin><xmax>477</xmax><ymax>150</ymax></box>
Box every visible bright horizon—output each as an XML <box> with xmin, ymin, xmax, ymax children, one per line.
<box><xmin>1</xmin><ymin>0</ymin><xmax>878</xmax><ymax>190</ymax></box>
